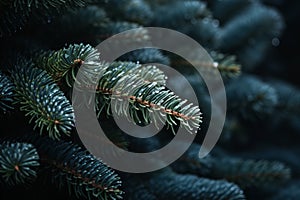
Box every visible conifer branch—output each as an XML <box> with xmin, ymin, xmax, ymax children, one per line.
<box><xmin>35</xmin><ymin>43</ymin><xmax>101</xmax><ymax>87</ymax></box>
<box><xmin>36</xmin><ymin>43</ymin><xmax>201</xmax><ymax>134</ymax></box>
<box><xmin>0</xmin><ymin>141</ymin><xmax>39</xmax><ymax>187</ymax></box>
<box><xmin>171</xmin><ymin>143</ymin><xmax>291</xmax><ymax>190</ymax></box>
<box><xmin>210</xmin><ymin>51</ymin><xmax>241</xmax><ymax>79</ymax></box>
<box><xmin>95</xmin><ymin>62</ymin><xmax>202</xmax><ymax>134</ymax></box>
<box><xmin>0</xmin><ymin>0</ymin><xmax>90</xmax><ymax>36</ymax></box>
<box><xmin>97</xmin><ymin>0</ymin><xmax>154</xmax><ymax>24</ymax></box>
<box><xmin>118</xmin><ymin>48</ymin><xmax>170</xmax><ymax>65</ymax></box>
<box><xmin>226</xmin><ymin>75</ymin><xmax>278</xmax><ymax>120</ymax></box>
<box><xmin>10</xmin><ymin>66</ymin><xmax>75</xmax><ymax>139</ymax></box>
<box><xmin>211</xmin><ymin>158</ymin><xmax>291</xmax><ymax>189</ymax></box>
<box><xmin>0</xmin><ymin>71</ymin><xmax>14</xmax><ymax>113</ymax></box>
<box><xmin>123</xmin><ymin>168</ymin><xmax>245</xmax><ymax>200</ymax></box>
<box><xmin>19</xmin><ymin>135</ymin><xmax>123</xmax><ymax>200</ymax></box>
<box><xmin>153</xmin><ymin>1</ymin><xmax>211</xmax><ymax>28</ymax></box>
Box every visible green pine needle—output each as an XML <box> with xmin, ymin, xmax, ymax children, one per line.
<box><xmin>210</xmin><ymin>51</ymin><xmax>241</xmax><ymax>79</ymax></box>
<box><xmin>0</xmin><ymin>0</ymin><xmax>89</xmax><ymax>36</ymax></box>
<box><xmin>35</xmin><ymin>43</ymin><xmax>101</xmax><ymax>87</ymax></box>
<box><xmin>10</xmin><ymin>66</ymin><xmax>75</xmax><ymax>139</ymax></box>
<box><xmin>20</xmin><ymin>135</ymin><xmax>123</xmax><ymax>200</ymax></box>
<box><xmin>211</xmin><ymin>158</ymin><xmax>291</xmax><ymax>189</ymax></box>
<box><xmin>95</xmin><ymin>62</ymin><xmax>202</xmax><ymax>134</ymax></box>
<box><xmin>123</xmin><ymin>168</ymin><xmax>245</xmax><ymax>200</ymax></box>
<box><xmin>0</xmin><ymin>141</ymin><xmax>39</xmax><ymax>187</ymax></box>
<box><xmin>0</xmin><ymin>71</ymin><xmax>14</xmax><ymax>113</ymax></box>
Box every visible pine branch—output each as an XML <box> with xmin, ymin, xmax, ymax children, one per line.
<box><xmin>211</xmin><ymin>158</ymin><xmax>291</xmax><ymax>190</ymax></box>
<box><xmin>151</xmin><ymin>0</ymin><xmax>219</xmax><ymax>47</ymax></box>
<box><xmin>270</xmin><ymin>79</ymin><xmax>300</xmax><ymax>116</ymax></box>
<box><xmin>170</xmin><ymin>143</ymin><xmax>215</xmax><ymax>177</ymax></box>
<box><xmin>97</xmin><ymin>21</ymin><xmax>151</xmax><ymax>45</ymax></box>
<box><xmin>170</xmin><ymin>142</ymin><xmax>291</xmax><ymax>190</ymax></box>
<box><xmin>118</xmin><ymin>48</ymin><xmax>170</xmax><ymax>66</ymax></box>
<box><xmin>98</xmin><ymin>21</ymin><xmax>145</xmax><ymax>39</ymax></box>
<box><xmin>215</xmin><ymin>2</ymin><xmax>284</xmax><ymax>69</ymax></box>
<box><xmin>37</xmin><ymin>43</ymin><xmax>201</xmax><ymax>134</ymax></box>
<box><xmin>31</xmin><ymin>6</ymin><xmax>109</xmax><ymax>46</ymax></box>
<box><xmin>10</xmin><ymin>66</ymin><xmax>75</xmax><ymax>139</ymax></box>
<box><xmin>35</xmin><ymin>43</ymin><xmax>101</xmax><ymax>87</ymax></box>
<box><xmin>0</xmin><ymin>71</ymin><xmax>14</xmax><ymax>113</ymax></box>
<box><xmin>210</xmin><ymin>51</ymin><xmax>241</xmax><ymax>79</ymax></box>
<box><xmin>0</xmin><ymin>0</ymin><xmax>90</xmax><ymax>37</ymax></box>
<box><xmin>169</xmin><ymin>50</ymin><xmax>240</xmax><ymax>80</ymax></box>
<box><xmin>95</xmin><ymin>61</ymin><xmax>201</xmax><ymax>134</ymax></box>
<box><xmin>0</xmin><ymin>6</ymin><xmax>28</xmax><ymax>37</ymax></box>
<box><xmin>0</xmin><ymin>141</ymin><xmax>39</xmax><ymax>187</ymax></box>
<box><xmin>100</xmin><ymin>61</ymin><xmax>167</xmax><ymax>87</ymax></box>
<box><xmin>152</xmin><ymin>1</ymin><xmax>211</xmax><ymax>28</ymax></box>
<box><xmin>97</xmin><ymin>0</ymin><xmax>154</xmax><ymax>24</ymax></box>
<box><xmin>226</xmin><ymin>75</ymin><xmax>278</xmax><ymax>121</ymax></box>
<box><xmin>19</xmin><ymin>135</ymin><xmax>123</xmax><ymax>200</ymax></box>
<box><xmin>216</xmin><ymin>2</ymin><xmax>284</xmax><ymax>51</ymax></box>
<box><xmin>26</xmin><ymin>7</ymin><xmax>151</xmax><ymax>46</ymax></box>
<box><xmin>72</xmin><ymin>59</ymin><xmax>201</xmax><ymax>134</ymax></box>
<box><xmin>263</xmin><ymin>79</ymin><xmax>300</xmax><ymax>134</ymax></box>
<box><xmin>123</xmin><ymin>168</ymin><xmax>245</xmax><ymax>200</ymax></box>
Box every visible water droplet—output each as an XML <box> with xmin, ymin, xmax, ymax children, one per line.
<box><xmin>272</xmin><ymin>37</ymin><xmax>280</xmax><ymax>47</ymax></box>
<box><xmin>213</xmin><ymin>62</ymin><xmax>219</xmax><ymax>68</ymax></box>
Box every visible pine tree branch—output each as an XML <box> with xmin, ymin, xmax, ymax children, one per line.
<box><xmin>35</xmin><ymin>43</ymin><xmax>101</xmax><ymax>87</ymax></box>
<box><xmin>170</xmin><ymin>142</ymin><xmax>291</xmax><ymax>190</ymax></box>
<box><xmin>210</xmin><ymin>51</ymin><xmax>241</xmax><ymax>79</ymax></box>
<box><xmin>0</xmin><ymin>71</ymin><xmax>14</xmax><ymax>113</ymax></box>
<box><xmin>170</xmin><ymin>51</ymin><xmax>241</xmax><ymax>80</ymax></box>
<box><xmin>152</xmin><ymin>1</ymin><xmax>211</xmax><ymax>28</ymax></box>
<box><xmin>170</xmin><ymin>143</ymin><xmax>215</xmax><ymax>177</ymax></box>
<box><xmin>0</xmin><ymin>141</ymin><xmax>39</xmax><ymax>187</ymax></box>
<box><xmin>36</xmin><ymin>43</ymin><xmax>201</xmax><ymax>134</ymax></box>
<box><xmin>0</xmin><ymin>0</ymin><xmax>90</xmax><ymax>37</ymax></box>
<box><xmin>215</xmin><ymin>2</ymin><xmax>284</xmax><ymax>69</ymax></box>
<box><xmin>30</xmin><ymin>6</ymin><xmax>109</xmax><ymax>46</ymax></box>
<box><xmin>118</xmin><ymin>48</ymin><xmax>170</xmax><ymax>66</ymax></box>
<box><xmin>123</xmin><ymin>168</ymin><xmax>245</xmax><ymax>200</ymax></box>
<box><xmin>95</xmin><ymin>61</ymin><xmax>202</xmax><ymax>134</ymax></box>
<box><xmin>96</xmin><ymin>0</ymin><xmax>154</xmax><ymax>24</ymax></box>
<box><xmin>216</xmin><ymin>2</ymin><xmax>284</xmax><ymax>51</ymax></box>
<box><xmin>10</xmin><ymin>66</ymin><xmax>75</xmax><ymax>139</ymax></box>
<box><xmin>211</xmin><ymin>158</ymin><xmax>291</xmax><ymax>190</ymax></box>
<box><xmin>226</xmin><ymin>75</ymin><xmax>278</xmax><ymax>121</ymax></box>
<box><xmin>19</xmin><ymin>135</ymin><xmax>123</xmax><ymax>200</ymax></box>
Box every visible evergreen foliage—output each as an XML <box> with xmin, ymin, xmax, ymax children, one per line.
<box><xmin>0</xmin><ymin>0</ymin><xmax>299</xmax><ymax>200</ymax></box>
<box><xmin>226</xmin><ymin>75</ymin><xmax>278</xmax><ymax>120</ymax></box>
<box><xmin>0</xmin><ymin>142</ymin><xmax>39</xmax><ymax>187</ymax></box>
<box><xmin>122</xmin><ymin>168</ymin><xmax>246</xmax><ymax>200</ymax></box>
<box><xmin>0</xmin><ymin>0</ymin><xmax>90</xmax><ymax>36</ymax></box>
<box><xmin>17</xmin><ymin>135</ymin><xmax>124</xmax><ymax>200</ymax></box>
<box><xmin>10</xmin><ymin>65</ymin><xmax>75</xmax><ymax>139</ymax></box>
<box><xmin>171</xmin><ymin>143</ymin><xmax>291</xmax><ymax>190</ymax></box>
<box><xmin>0</xmin><ymin>71</ymin><xmax>14</xmax><ymax>113</ymax></box>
